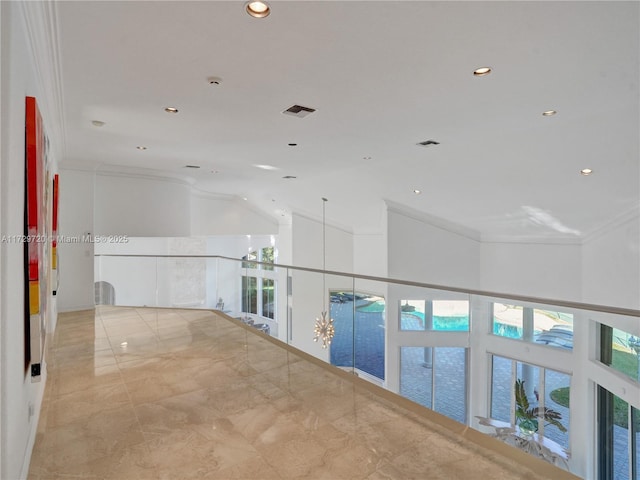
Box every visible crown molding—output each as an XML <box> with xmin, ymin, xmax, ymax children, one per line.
<box><xmin>190</xmin><ymin>188</ymin><xmax>235</xmax><ymax>201</ymax></box>
<box><xmin>19</xmin><ymin>0</ymin><xmax>66</xmax><ymax>161</ymax></box>
<box><xmin>191</xmin><ymin>189</ymin><xmax>279</xmax><ymax>227</ymax></box>
<box><xmin>291</xmin><ymin>211</ymin><xmax>354</xmax><ymax>235</ymax></box>
<box><xmin>94</xmin><ymin>169</ymin><xmax>193</xmax><ymax>187</ymax></box>
<box><xmin>480</xmin><ymin>234</ymin><xmax>583</xmax><ymax>246</ymax></box>
<box><xmin>583</xmin><ymin>203</ymin><xmax>640</xmax><ymax>244</ymax></box>
<box><xmin>385</xmin><ymin>199</ymin><xmax>482</xmax><ymax>242</ymax></box>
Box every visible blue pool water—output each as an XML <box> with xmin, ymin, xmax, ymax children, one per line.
<box><xmin>330</xmin><ymin>301</ymin><xmax>385</xmax><ymax>380</ymax></box>
<box><xmin>401</xmin><ymin>311</ymin><xmax>469</xmax><ymax>331</ymax></box>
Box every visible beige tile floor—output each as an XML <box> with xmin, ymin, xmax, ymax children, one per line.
<box><xmin>29</xmin><ymin>307</ymin><xmax>568</xmax><ymax>480</ymax></box>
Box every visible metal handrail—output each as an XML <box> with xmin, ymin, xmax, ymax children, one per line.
<box><xmin>94</xmin><ymin>253</ymin><xmax>640</xmax><ymax>317</ymax></box>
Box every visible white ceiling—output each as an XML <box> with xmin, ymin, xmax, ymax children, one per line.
<box><xmin>55</xmin><ymin>1</ymin><xmax>639</xmax><ymax>239</ymax></box>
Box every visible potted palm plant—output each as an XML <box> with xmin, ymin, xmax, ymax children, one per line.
<box><xmin>515</xmin><ymin>379</ymin><xmax>567</xmax><ymax>436</ymax></box>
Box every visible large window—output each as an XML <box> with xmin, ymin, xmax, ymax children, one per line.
<box><xmin>598</xmin><ymin>323</ymin><xmax>639</xmax><ymax>480</ymax></box>
<box><xmin>400</xmin><ymin>347</ymin><xmax>467</xmax><ymax>424</ymax></box>
<box><xmin>241</xmin><ymin>247</ymin><xmax>277</xmax><ymax>321</ymax></box>
<box><xmin>598</xmin><ymin>386</ymin><xmax>639</xmax><ymax>480</ymax></box>
<box><xmin>492</xmin><ymin>303</ymin><xmax>573</xmax><ymax>350</ymax></box>
<box><xmin>330</xmin><ymin>292</ymin><xmax>385</xmax><ymax>381</ymax></box>
<box><xmin>490</xmin><ymin>355</ymin><xmax>570</xmax><ymax>449</ymax></box>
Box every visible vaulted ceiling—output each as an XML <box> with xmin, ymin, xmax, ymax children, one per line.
<box><xmin>53</xmin><ymin>1</ymin><xmax>639</xmax><ymax>239</ymax></box>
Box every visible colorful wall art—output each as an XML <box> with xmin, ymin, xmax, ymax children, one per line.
<box><xmin>25</xmin><ymin>96</ymin><xmax>53</xmax><ymax>379</ymax></box>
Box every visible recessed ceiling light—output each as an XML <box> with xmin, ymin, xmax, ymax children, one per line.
<box><xmin>413</xmin><ymin>189</ymin><xmax>422</xmax><ymax>195</ymax></box>
<box><xmin>282</xmin><ymin>175</ymin><xmax>297</xmax><ymax>179</ymax></box>
<box><xmin>254</xmin><ymin>164</ymin><xmax>278</xmax><ymax>170</ymax></box>
<box><xmin>136</xmin><ymin>146</ymin><xmax>147</xmax><ymax>150</ymax></box>
<box><xmin>91</xmin><ymin>120</ymin><xmax>105</xmax><ymax>127</ymax></box>
<box><xmin>242</xmin><ymin>197</ymin><xmax>248</xmax><ymax>201</ymax></box>
<box><xmin>473</xmin><ymin>67</ymin><xmax>492</xmax><ymax>76</ymax></box>
<box><xmin>164</xmin><ymin>107</ymin><xmax>179</xmax><ymax>113</ymax></box>
<box><xmin>246</xmin><ymin>1</ymin><xmax>270</xmax><ymax>18</ymax></box>
<box><xmin>542</xmin><ymin>110</ymin><xmax>557</xmax><ymax>116</ymax></box>
<box><xmin>580</xmin><ymin>168</ymin><xmax>593</xmax><ymax>176</ymax></box>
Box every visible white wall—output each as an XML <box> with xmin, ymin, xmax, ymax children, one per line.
<box><xmin>387</xmin><ymin>205</ymin><xmax>481</xmax><ymax>290</ymax></box>
<box><xmin>480</xmin><ymin>241</ymin><xmax>583</xmax><ymax>303</ymax></box>
<box><xmin>291</xmin><ymin>213</ymin><xmax>353</xmax><ymax>272</ymax></box>
<box><xmin>582</xmin><ymin>209</ymin><xmax>640</xmax><ymax>310</ymax></box>
<box><xmin>354</xmin><ymin>233</ymin><xmax>387</xmax><ymax>278</ymax></box>
<box><xmin>57</xmin><ymin>169</ymin><xmax>94</xmax><ymax>311</ymax></box>
<box><xmin>94</xmin><ymin>173</ymin><xmax>191</xmax><ymax>236</ymax></box>
<box><xmin>0</xmin><ymin>3</ymin><xmax>54</xmax><ymax>478</ymax></box>
<box><xmin>191</xmin><ymin>193</ymin><xmax>278</xmax><ymax>236</ymax></box>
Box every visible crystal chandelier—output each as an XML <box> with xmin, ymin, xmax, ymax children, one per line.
<box><xmin>313</xmin><ymin>197</ymin><xmax>335</xmax><ymax>349</ymax></box>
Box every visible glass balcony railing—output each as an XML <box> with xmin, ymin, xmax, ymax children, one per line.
<box><xmin>94</xmin><ymin>253</ymin><xmax>640</xmax><ymax>479</ymax></box>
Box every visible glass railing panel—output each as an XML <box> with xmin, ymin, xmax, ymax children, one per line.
<box><xmin>92</xmin><ymin>253</ymin><xmax>640</xmax><ymax>477</ymax></box>
<box><xmin>434</xmin><ymin>347</ymin><xmax>467</xmax><ymax>423</ymax></box>
<box><xmin>215</xmin><ymin>257</ymin><xmax>243</xmax><ymax>317</ymax></box>
<box><xmin>400</xmin><ymin>347</ymin><xmax>433</xmax><ymax>408</ymax></box>
<box><xmin>288</xmin><ymin>269</ymin><xmax>354</xmax><ymax>365</ymax></box>
<box><xmin>490</xmin><ymin>354</ymin><xmax>512</xmax><ymax>423</ymax></box>
<box><xmin>352</xmin><ymin>277</ymin><xmax>387</xmax><ymax>385</ymax></box>
<box><xmin>545</xmin><ymin>368</ymin><xmax>571</xmax><ymax>449</ymax></box>
<box><xmin>392</xmin><ymin>282</ymin><xmax>469</xmax><ymax>422</ymax></box>
<box><xmin>155</xmin><ymin>255</ymin><xmax>208</xmax><ymax>309</ymax></box>
<box><xmin>94</xmin><ymin>255</ymin><xmax>159</xmax><ymax>307</ymax></box>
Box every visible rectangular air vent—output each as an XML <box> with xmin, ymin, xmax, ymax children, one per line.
<box><xmin>184</xmin><ymin>165</ymin><xmax>201</xmax><ymax>169</ymax></box>
<box><xmin>283</xmin><ymin>105</ymin><xmax>316</xmax><ymax>118</ymax></box>
<box><xmin>417</xmin><ymin>140</ymin><xmax>440</xmax><ymax>147</ymax></box>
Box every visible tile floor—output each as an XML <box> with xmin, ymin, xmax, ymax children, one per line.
<box><xmin>29</xmin><ymin>307</ymin><xmax>564</xmax><ymax>479</ymax></box>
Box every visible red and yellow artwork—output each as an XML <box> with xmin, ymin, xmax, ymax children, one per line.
<box><xmin>25</xmin><ymin>96</ymin><xmax>52</xmax><ymax>377</ymax></box>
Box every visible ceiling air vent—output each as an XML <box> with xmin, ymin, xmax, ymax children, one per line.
<box><xmin>283</xmin><ymin>105</ymin><xmax>316</xmax><ymax>118</ymax></box>
<box><xmin>184</xmin><ymin>165</ymin><xmax>201</xmax><ymax>169</ymax></box>
<box><xmin>417</xmin><ymin>140</ymin><xmax>440</xmax><ymax>147</ymax></box>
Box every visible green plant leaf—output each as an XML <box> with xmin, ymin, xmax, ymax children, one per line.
<box><xmin>515</xmin><ymin>379</ymin><xmax>530</xmax><ymax>414</ymax></box>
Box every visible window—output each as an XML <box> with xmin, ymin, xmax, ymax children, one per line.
<box><xmin>492</xmin><ymin>303</ymin><xmax>573</xmax><ymax>350</ymax></box>
<box><xmin>599</xmin><ymin>323</ymin><xmax>640</xmax><ymax>383</ymax></box>
<box><xmin>262</xmin><ymin>278</ymin><xmax>275</xmax><ymax>319</ymax></box>
<box><xmin>490</xmin><ymin>355</ymin><xmax>570</xmax><ymax>449</ymax></box>
<box><xmin>261</xmin><ymin>246</ymin><xmax>275</xmax><ymax>270</ymax></box>
<box><xmin>400</xmin><ymin>300</ymin><xmax>469</xmax><ymax>331</ymax></box>
<box><xmin>330</xmin><ymin>291</ymin><xmax>385</xmax><ymax>381</ymax></box>
<box><xmin>597</xmin><ymin>323</ymin><xmax>639</xmax><ymax>480</ymax></box>
<box><xmin>241</xmin><ymin>276</ymin><xmax>257</xmax><ymax>314</ymax></box>
<box><xmin>242</xmin><ymin>251</ymin><xmax>257</xmax><ymax>269</ymax></box>
<box><xmin>400</xmin><ymin>347</ymin><xmax>467</xmax><ymax>424</ymax></box>
<box><xmin>399</xmin><ymin>300</ymin><xmax>426</xmax><ymax>330</ymax></box>
<box><xmin>597</xmin><ymin>386</ymin><xmax>639</xmax><ymax>480</ymax></box>
<box><xmin>241</xmin><ymin>246</ymin><xmax>278</xmax><ymax>321</ymax></box>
